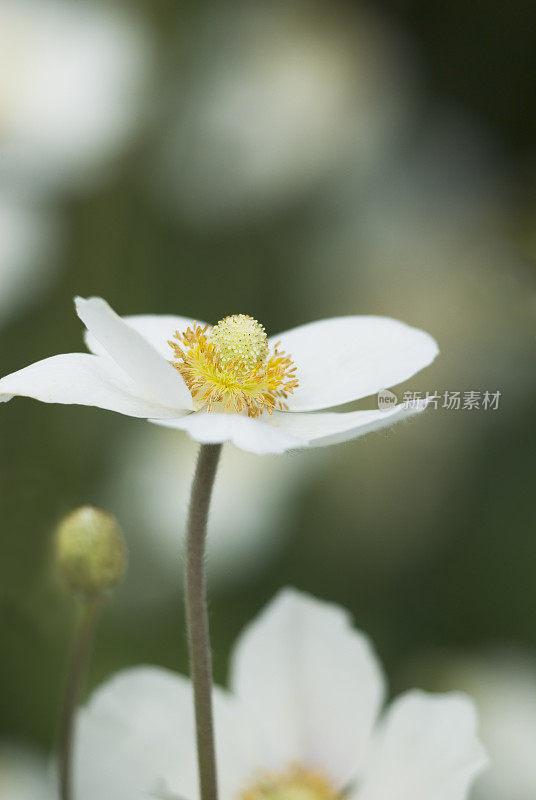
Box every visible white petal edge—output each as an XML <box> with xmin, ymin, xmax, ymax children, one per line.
<box><xmin>230</xmin><ymin>588</ymin><xmax>386</xmax><ymax>787</ymax></box>
<box><xmin>0</xmin><ymin>353</ymin><xmax>183</xmax><ymax>418</ymax></box>
<box><xmin>270</xmin><ymin>317</ymin><xmax>438</xmax><ymax>412</ymax></box>
<box><xmin>76</xmin><ymin>297</ymin><xmax>193</xmax><ymax>411</ymax></box>
<box><xmin>151</xmin><ymin>412</ymin><xmax>303</xmax><ymax>455</ymax></box>
<box><xmin>354</xmin><ymin>690</ymin><xmax>488</xmax><ymax>800</ymax></box>
<box><xmin>72</xmin><ymin>666</ymin><xmax>263</xmax><ymax>800</ymax></box>
<box><xmin>84</xmin><ymin>312</ymin><xmax>204</xmax><ymax>360</ymax></box>
<box><xmin>266</xmin><ymin>400</ymin><xmax>429</xmax><ymax>448</ymax></box>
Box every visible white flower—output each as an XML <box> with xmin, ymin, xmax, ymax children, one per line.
<box><xmin>0</xmin><ymin>0</ymin><xmax>152</xmax><ymax>196</ymax></box>
<box><xmin>0</xmin><ymin>296</ymin><xmax>438</xmax><ymax>454</ymax></box>
<box><xmin>155</xmin><ymin>0</ymin><xmax>416</xmax><ymax>224</ymax></box>
<box><xmin>72</xmin><ymin>589</ymin><xmax>487</xmax><ymax>800</ymax></box>
<box><xmin>435</xmin><ymin>651</ymin><xmax>536</xmax><ymax>800</ymax></box>
<box><xmin>0</xmin><ymin>193</ymin><xmax>60</xmax><ymax>327</ymax></box>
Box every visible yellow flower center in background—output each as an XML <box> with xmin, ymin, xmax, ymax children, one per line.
<box><xmin>240</xmin><ymin>765</ymin><xmax>341</xmax><ymax>800</ymax></box>
<box><xmin>169</xmin><ymin>315</ymin><xmax>298</xmax><ymax>418</ymax></box>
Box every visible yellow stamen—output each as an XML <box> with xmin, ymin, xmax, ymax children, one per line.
<box><xmin>240</xmin><ymin>765</ymin><xmax>341</xmax><ymax>800</ymax></box>
<box><xmin>169</xmin><ymin>315</ymin><xmax>298</xmax><ymax>418</ymax></box>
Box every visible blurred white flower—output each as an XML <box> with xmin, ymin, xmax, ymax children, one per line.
<box><xmin>154</xmin><ymin>0</ymin><xmax>418</xmax><ymax>224</ymax></box>
<box><xmin>0</xmin><ymin>740</ymin><xmax>52</xmax><ymax>800</ymax></box>
<box><xmin>437</xmin><ymin>651</ymin><xmax>536</xmax><ymax>800</ymax></box>
<box><xmin>0</xmin><ymin>0</ymin><xmax>153</xmax><ymax>196</ymax></box>
<box><xmin>72</xmin><ymin>589</ymin><xmax>487</xmax><ymax>800</ymax></box>
<box><xmin>103</xmin><ymin>427</ymin><xmax>319</xmax><ymax>601</ymax></box>
<box><xmin>0</xmin><ymin>296</ymin><xmax>438</xmax><ymax>454</ymax></box>
<box><xmin>0</xmin><ymin>193</ymin><xmax>60</xmax><ymax>327</ymax></box>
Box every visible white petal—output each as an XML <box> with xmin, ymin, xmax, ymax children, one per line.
<box><xmin>0</xmin><ymin>353</ymin><xmax>182</xmax><ymax>418</ymax></box>
<box><xmin>73</xmin><ymin>666</ymin><xmax>262</xmax><ymax>800</ymax></box>
<box><xmin>152</xmin><ymin>412</ymin><xmax>303</xmax><ymax>455</ymax></box>
<box><xmin>267</xmin><ymin>401</ymin><xmax>428</xmax><ymax>448</ymax></box>
<box><xmin>76</xmin><ymin>296</ymin><xmax>193</xmax><ymax>410</ymax></box>
<box><xmin>271</xmin><ymin>317</ymin><xmax>438</xmax><ymax>412</ymax></box>
<box><xmin>73</xmin><ymin>667</ymin><xmax>196</xmax><ymax>800</ymax></box>
<box><xmin>85</xmin><ymin>312</ymin><xmax>203</xmax><ymax>360</ymax></box>
<box><xmin>215</xmin><ymin>694</ymin><xmax>266</xmax><ymax>800</ymax></box>
<box><xmin>0</xmin><ymin>1</ymin><xmax>153</xmax><ymax>195</ymax></box>
<box><xmin>355</xmin><ymin>691</ymin><xmax>488</xmax><ymax>800</ymax></box>
<box><xmin>230</xmin><ymin>588</ymin><xmax>385</xmax><ymax>787</ymax></box>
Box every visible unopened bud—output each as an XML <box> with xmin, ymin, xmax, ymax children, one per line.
<box><xmin>55</xmin><ymin>506</ymin><xmax>127</xmax><ymax>597</ymax></box>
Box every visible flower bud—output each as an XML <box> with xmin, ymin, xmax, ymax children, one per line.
<box><xmin>55</xmin><ymin>506</ymin><xmax>127</xmax><ymax>597</ymax></box>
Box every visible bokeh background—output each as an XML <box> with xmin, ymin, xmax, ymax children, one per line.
<box><xmin>1</xmin><ymin>0</ymin><xmax>535</xmax><ymax>798</ymax></box>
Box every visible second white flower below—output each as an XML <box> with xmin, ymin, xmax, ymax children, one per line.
<box><xmin>72</xmin><ymin>589</ymin><xmax>487</xmax><ymax>800</ymax></box>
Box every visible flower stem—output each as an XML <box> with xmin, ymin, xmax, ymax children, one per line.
<box><xmin>185</xmin><ymin>443</ymin><xmax>222</xmax><ymax>800</ymax></box>
<box><xmin>59</xmin><ymin>595</ymin><xmax>104</xmax><ymax>800</ymax></box>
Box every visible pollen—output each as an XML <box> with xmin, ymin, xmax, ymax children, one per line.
<box><xmin>168</xmin><ymin>315</ymin><xmax>298</xmax><ymax>418</ymax></box>
<box><xmin>210</xmin><ymin>314</ymin><xmax>269</xmax><ymax>371</ymax></box>
<box><xmin>240</xmin><ymin>765</ymin><xmax>341</xmax><ymax>800</ymax></box>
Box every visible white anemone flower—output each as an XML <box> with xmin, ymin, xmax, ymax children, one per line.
<box><xmin>0</xmin><ymin>296</ymin><xmax>438</xmax><ymax>454</ymax></box>
<box><xmin>72</xmin><ymin>589</ymin><xmax>487</xmax><ymax>800</ymax></box>
<box><xmin>155</xmin><ymin>0</ymin><xmax>417</xmax><ymax>224</ymax></box>
<box><xmin>0</xmin><ymin>0</ymin><xmax>152</xmax><ymax>195</ymax></box>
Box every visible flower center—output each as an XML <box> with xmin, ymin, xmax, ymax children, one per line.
<box><xmin>240</xmin><ymin>765</ymin><xmax>341</xmax><ymax>800</ymax></box>
<box><xmin>210</xmin><ymin>314</ymin><xmax>269</xmax><ymax>371</ymax></box>
<box><xmin>168</xmin><ymin>314</ymin><xmax>298</xmax><ymax>418</ymax></box>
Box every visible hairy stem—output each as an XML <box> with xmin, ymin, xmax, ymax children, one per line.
<box><xmin>59</xmin><ymin>595</ymin><xmax>103</xmax><ymax>800</ymax></box>
<box><xmin>185</xmin><ymin>443</ymin><xmax>222</xmax><ymax>800</ymax></box>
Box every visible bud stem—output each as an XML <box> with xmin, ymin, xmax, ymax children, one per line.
<box><xmin>59</xmin><ymin>595</ymin><xmax>104</xmax><ymax>800</ymax></box>
<box><xmin>185</xmin><ymin>443</ymin><xmax>222</xmax><ymax>800</ymax></box>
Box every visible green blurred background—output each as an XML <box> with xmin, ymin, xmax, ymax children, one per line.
<box><xmin>0</xmin><ymin>1</ymin><xmax>535</xmax><ymax>797</ymax></box>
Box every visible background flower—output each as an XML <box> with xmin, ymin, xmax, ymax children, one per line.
<box><xmin>0</xmin><ymin>0</ymin><xmax>153</xmax><ymax>196</ymax></box>
<box><xmin>410</xmin><ymin>649</ymin><xmax>536</xmax><ymax>800</ymax></box>
<box><xmin>153</xmin><ymin>0</ymin><xmax>418</xmax><ymax>225</ymax></box>
<box><xmin>72</xmin><ymin>590</ymin><xmax>487</xmax><ymax>800</ymax></box>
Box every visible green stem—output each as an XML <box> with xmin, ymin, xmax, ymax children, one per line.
<box><xmin>59</xmin><ymin>595</ymin><xmax>103</xmax><ymax>800</ymax></box>
<box><xmin>185</xmin><ymin>443</ymin><xmax>222</xmax><ymax>800</ymax></box>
